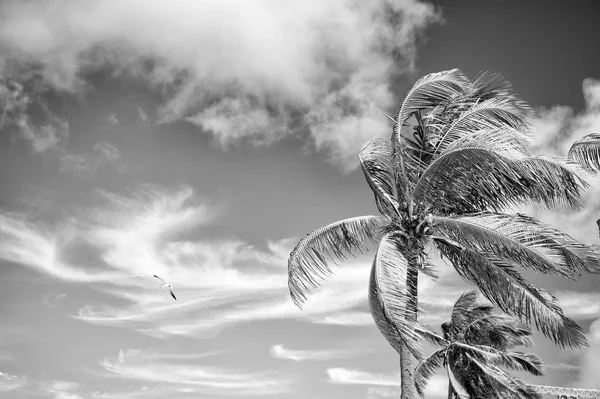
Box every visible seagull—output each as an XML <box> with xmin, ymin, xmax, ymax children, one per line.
<box><xmin>153</xmin><ymin>275</ymin><xmax>177</xmax><ymax>300</ymax></box>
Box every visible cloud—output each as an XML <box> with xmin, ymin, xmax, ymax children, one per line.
<box><xmin>0</xmin><ymin>371</ymin><xmax>27</xmax><ymax>392</ymax></box>
<box><xmin>327</xmin><ymin>367</ymin><xmax>398</xmax><ymax>386</ymax></box>
<box><xmin>328</xmin><ymin>367</ymin><xmax>447</xmax><ymax>399</ymax></box>
<box><xmin>137</xmin><ymin>106</ymin><xmax>148</xmax><ymax>122</ymax></box>
<box><xmin>269</xmin><ymin>344</ymin><xmax>359</xmax><ymax>361</ymax></box>
<box><xmin>555</xmin><ymin>291</ymin><xmax>600</xmax><ymax>320</ymax></box>
<box><xmin>0</xmin><ymin>79</ymin><xmax>69</xmax><ymax>152</ymax></box>
<box><xmin>0</xmin><ymin>0</ymin><xmax>441</xmax><ymax>170</ymax></box>
<box><xmin>575</xmin><ymin>318</ymin><xmax>600</xmax><ymax>388</ymax></box>
<box><xmin>101</xmin><ymin>349</ymin><xmax>290</xmax><ymax>396</ymax></box>
<box><xmin>59</xmin><ymin>140</ymin><xmax>123</xmax><ymax>177</ymax></box>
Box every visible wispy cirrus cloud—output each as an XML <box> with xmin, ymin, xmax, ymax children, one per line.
<box><xmin>0</xmin><ymin>0</ymin><xmax>440</xmax><ymax>170</ymax></box>
<box><xmin>101</xmin><ymin>349</ymin><xmax>290</xmax><ymax>396</ymax></box>
<box><xmin>59</xmin><ymin>140</ymin><xmax>125</xmax><ymax>177</ymax></box>
<box><xmin>270</xmin><ymin>344</ymin><xmax>359</xmax><ymax>362</ymax></box>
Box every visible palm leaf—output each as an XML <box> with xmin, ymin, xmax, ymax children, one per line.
<box><xmin>395</xmin><ymin>68</ymin><xmax>469</xmax><ymax>128</ymax></box>
<box><xmin>441</xmin><ymin>126</ymin><xmax>534</xmax><ymax>158</ymax></box>
<box><xmin>567</xmin><ymin>133</ymin><xmax>600</xmax><ymax>171</ymax></box>
<box><xmin>468</xmin><ymin>358</ymin><xmax>542</xmax><ymax>399</ymax></box>
<box><xmin>372</xmin><ymin>234</ymin><xmax>423</xmax><ymax>359</ymax></box>
<box><xmin>414</xmin><ymin>348</ymin><xmax>445</xmax><ymax>397</ymax></box>
<box><xmin>432</xmin><ymin>212</ymin><xmax>600</xmax><ymax>277</ymax></box>
<box><xmin>288</xmin><ymin>216</ymin><xmax>384</xmax><ymax>306</ymax></box>
<box><xmin>368</xmin><ymin>256</ymin><xmax>405</xmax><ymax>356</ymax></box>
<box><xmin>434</xmin><ymin>239</ymin><xmax>587</xmax><ymax>349</ymax></box>
<box><xmin>412</xmin><ymin>148</ymin><xmax>587</xmax><ymax>214</ymax></box>
<box><xmin>452</xmin><ymin>343</ymin><xmax>544</xmax><ymax>376</ymax></box>
<box><xmin>359</xmin><ymin>139</ymin><xmax>401</xmax><ymax>216</ymax></box>
<box><xmin>432</xmin><ymin>96</ymin><xmax>531</xmax><ymax>155</ymax></box>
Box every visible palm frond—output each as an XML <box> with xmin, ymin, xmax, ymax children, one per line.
<box><xmin>470</xmin><ymin>71</ymin><xmax>513</xmax><ymax>99</ymax></box>
<box><xmin>567</xmin><ymin>133</ymin><xmax>600</xmax><ymax>172</ymax></box>
<box><xmin>412</xmin><ymin>148</ymin><xmax>587</xmax><ymax>214</ymax></box>
<box><xmin>451</xmin><ymin>343</ymin><xmax>544</xmax><ymax>377</ymax></box>
<box><xmin>469</xmin><ymin>358</ymin><xmax>543</xmax><ymax>399</ymax></box>
<box><xmin>434</xmin><ymin>239</ymin><xmax>587</xmax><ymax>349</ymax></box>
<box><xmin>372</xmin><ymin>234</ymin><xmax>423</xmax><ymax>359</ymax></box>
<box><xmin>359</xmin><ymin>139</ymin><xmax>401</xmax><ymax>216</ymax></box>
<box><xmin>514</xmin><ymin>155</ymin><xmax>588</xmax><ymax>210</ymax></box>
<box><xmin>448</xmin><ymin>291</ymin><xmax>482</xmax><ymax>333</ymax></box>
<box><xmin>414</xmin><ymin>348</ymin><xmax>446</xmax><ymax>397</ymax></box>
<box><xmin>432</xmin><ymin>96</ymin><xmax>531</xmax><ymax>155</ymax></box>
<box><xmin>368</xmin><ymin>256</ymin><xmax>405</xmax><ymax>356</ymax></box>
<box><xmin>432</xmin><ymin>212</ymin><xmax>599</xmax><ymax>277</ymax></box>
<box><xmin>288</xmin><ymin>216</ymin><xmax>385</xmax><ymax>307</ymax></box>
<box><xmin>446</xmin><ymin>353</ymin><xmax>471</xmax><ymax>399</ymax></box>
<box><xmin>441</xmin><ymin>126</ymin><xmax>534</xmax><ymax>158</ymax></box>
<box><xmin>415</xmin><ymin>325</ymin><xmax>447</xmax><ymax>347</ymax></box>
<box><xmin>395</xmin><ymin>68</ymin><xmax>469</xmax><ymax>128</ymax></box>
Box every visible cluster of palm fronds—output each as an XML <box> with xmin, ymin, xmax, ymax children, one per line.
<box><xmin>287</xmin><ymin>68</ymin><xmax>600</xmax><ymax>398</ymax></box>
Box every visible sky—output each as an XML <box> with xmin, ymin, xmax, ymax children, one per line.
<box><xmin>0</xmin><ymin>0</ymin><xmax>600</xmax><ymax>398</ymax></box>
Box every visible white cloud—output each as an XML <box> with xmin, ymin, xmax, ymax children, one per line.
<box><xmin>101</xmin><ymin>349</ymin><xmax>290</xmax><ymax>396</ymax></box>
<box><xmin>522</xmin><ymin>77</ymin><xmax>600</xmax><ymax>245</ymax></box>
<box><xmin>0</xmin><ymin>0</ymin><xmax>440</xmax><ymax>170</ymax></box>
<box><xmin>0</xmin><ymin>371</ymin><xmax>27</xmax><ymax>392</ymax></box>
<box><xmin>270</xmin><ymin>344</ymin><xmax>359</xmax><ymax>361</ymax></box>
<box><xmin>328</xmin><ymin>368</ymin><xmax>447</xmax><ymax>399</ymax></box>
<box><xmin>555</xmin><ymin>291</ymin><xmax>600</xmax><ymax>320</ymax></box>
<box><xmin>575</xmin><ymin>318</ymin><xmax>600</xmax><ymax>388</ymax></box>
<box><xmin>327</xmin><ymin>367</ymin><xmax>399</xmax><ymax>386</ymax></box>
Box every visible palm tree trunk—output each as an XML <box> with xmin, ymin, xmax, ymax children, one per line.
<box><xmin>447</xmin><ymin>383</ymin><xmax>454</xmax><ymax>399</ymax></box>
<box><xmin>400</xmin><ymin>266</ymin><xmax>419</xmax><ymax>399</ymax></box>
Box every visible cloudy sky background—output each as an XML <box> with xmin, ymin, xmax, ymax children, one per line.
<box><xmin>1</xmin><ymin>0</ymin><xmax>599</xmax><ymax>398</ymax></box>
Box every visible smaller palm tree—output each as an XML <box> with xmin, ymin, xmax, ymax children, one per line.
<box><xmin>414</xmin><ymin>291</ymin><xmax>544</xmax><ymax>399</ymax></box>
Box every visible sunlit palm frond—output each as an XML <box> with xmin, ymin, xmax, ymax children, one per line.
<box><xmin>441</xmin><ymin>126</ymin><xmax>534</xmax><ymax>158</ymax></box>
<box><xmin>514</xmin><ymin>155</ymin><xmax>588</xmax><ymax>210</ymax></box>
<box><xmin>359</xmin><ymin>139</ymin><xmax>401</xmax><ymax>216</ymax></box>
<box><xmin>432</xmin><ymin>212</ymin><xmax>599</xmax><ymax>277</ymax></box>
<box><xmin>412</xmin><ymin>147</ymin><xmax>541</xmax><ymax>214</ymax></box>
<box><xmin>415</xmin><ymin>325</ymin><xmax>446</xmax><ymax>346</ymax></box>
<box><xmin>451</xmin><ymin>343</ymin><xmax>544</xmax><ymax>377</ymax></box>
<box><xmin>414</xmin><ymin>348</ymin><xmax>445</xmax><ymax>397</ymax></box>
<box><xmin>567</xmin><ymin>133</ymin><xmax>600</xmax><ymax>172</ymax></box>
<box><xmin>395</xmin><ymin>68</ymin><xmax>469</xmax><ymax>128</ymax></box>
<box><xmin>413</xmin><ymin>148</ymin><xmax>588</xmax><ymax>214</ymax></box>
<box><xmin>469</xmin><ymin>358</ymin><xmax>543</xmax><ymax>399</ymax></box>
<box><xmin>288</xmin><ymin>216</ymin><xmax>385</xmax><ymax>307</ymax></box>
<box><xmin>432</xmin><ymin>96</ymin><xmax>531</xmax><ymax>155</ymax></box>
<box><xmin>372</xmin><ymin>234</ymin><xmax>423</xmax><ymax>359</ymax></box>
<box><xmin>434</xmin><ymin>240</ymin><xmax>587</xmax><ymax>349</ymax></box>
<box><xmin>368</xmin><ymin>256</ymin><xmax>405</xmax><ymax>357</ymax></box>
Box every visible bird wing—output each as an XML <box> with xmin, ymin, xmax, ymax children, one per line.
<box><xmin>153</xmin><ymin>274</ymin><xmax>167</xmax><ymax>284</ymax></box>
<box><xmin>169</xmin><ymin>288</ymin><xmax>177</xmax><ymax>301</ymax></box>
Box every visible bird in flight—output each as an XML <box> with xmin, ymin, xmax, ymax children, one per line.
<box><xmin>153</xmin><ymin>275</ymin><xmax>177</xmax><ymax>300</ymax></box>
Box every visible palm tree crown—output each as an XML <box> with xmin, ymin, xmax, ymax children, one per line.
<box><xmin>415</xmin><ymin>291</ymin><xmax>544</xmax><ymax>399</ymax></box>
<box><xmin>287</xmin><ymin>69</ymin><xmax>600</xmax><ymax>398</ymax></box>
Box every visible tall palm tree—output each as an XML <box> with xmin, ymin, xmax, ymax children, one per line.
<box><xmin>414</xmin><ymin>291</ymin><xmax>544</xmax><ymax>399</ymax></box>
<box><xmin>287</xmin><ymin>69</ymin><xmax>600</xmax><ymax>399</ymax></box>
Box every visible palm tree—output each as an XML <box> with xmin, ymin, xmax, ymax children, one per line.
<box><xmin>287</xmin><ymin>69</ymin><xmax>600</xmax><ymax>399</ymax></box>
<box><xmin>414</xmin><ymin>291</ymin><xmax>544</xmax><ymax>399</ymax></box>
